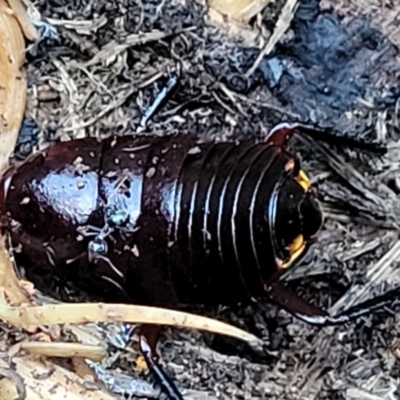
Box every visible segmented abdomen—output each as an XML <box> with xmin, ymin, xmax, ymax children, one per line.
<box><xmin>170</xmin><ymin>140</ymin><xmax>292</xmax><ymax>304</ymax></box>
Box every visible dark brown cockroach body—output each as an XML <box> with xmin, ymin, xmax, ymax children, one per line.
<box><xmin>0</xmin><ymin>123</ymin><xmax>394</xmax><ymax>399</ymax></box>
<box><xmin>0</xmin><ymin>130</ymin><xmax>321</xmax><ymax>309</ymax></box>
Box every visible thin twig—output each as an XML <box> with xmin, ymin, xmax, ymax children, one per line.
<box><xmin>330</xmin><ymin>240</ymin><xmax>400</xmax><ymax>315</ymax></box>
<box><xmin>246</xmin><ymin>0</ymin><xmax>298</xmax><ymax>77</ymax></box>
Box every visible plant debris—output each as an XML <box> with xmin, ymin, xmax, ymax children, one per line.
<box><xmin>2</xmin><ymin>0</ymin><xmax>400</xmax><ymax>399</ymax></box>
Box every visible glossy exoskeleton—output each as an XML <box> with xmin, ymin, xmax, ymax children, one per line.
<box><xmin>0</xmin><ymin>123</ymin><xmax>395</xmax><ymax>399</ymax></box>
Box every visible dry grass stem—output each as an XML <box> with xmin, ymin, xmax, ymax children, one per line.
<box><xmin>0</xmin><ymin>303</ymin><xmax>261</xmax><ymax>346</ymax></box>
<box><xmin>86</xmin><ymin>29</ymin><xmax>195</xmax><ymax>67</ymax></box>
<box><xmin>46</xmin><ymin>15</ymin><xmax>108</xmax><ymax>35</ymax></box>
<box><xmin>10</xmin><ymin>341</ymin><xmax>107</xmax><ymax>362</ymax></box>
<box><xmin>246</xmin><ymin>0</ymin><xmax>298</xmax><ymax>76</ymax></box>
<box><xmin>330</xmin><ymin>240</ymin><xmax>400</xmax><ymax>315</ymax></box>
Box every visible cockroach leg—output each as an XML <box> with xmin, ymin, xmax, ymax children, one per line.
<box><xmin>140</xmin><ymin>324</ymin><xmax>162</xmax><ymax>359</ymax></box>
<box><xmin>265</xmin><ymin>121</ymin><xmax>386</xmax><ymax>153</ymax></box>
<box><xmin>264</xmin><ymin>122</ymin><xmax>298</xmax><ymax>146</ymax></box>
<box><xmin>295</xmin><ymin>122</ymin><xmax>386</xmax><ymax>153</ymax></box>
<box><xmin>264</xmin><ymin>280</ymin><xmax>328</xmax><ymax>321</ymax></box>
<box><xmin>139</xmin><ymin>333</ymin><xmax>184</xmax><ymax>400</ymax></box>
<box><xmin>266</xmin><ymin>279</ymin><xmax>400</xmax><ymax>326</ymax></box>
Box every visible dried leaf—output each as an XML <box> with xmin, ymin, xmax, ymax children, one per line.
<box><xmin>10</xmin><ymin>341</ymin><xmax>106</xmax><ymax>362</ymax></box>
<box><xmin>0</xmin><ymin>0</ymin><xmax>28</xmax><ymax>173</ymax></box>
<box><xmin>6</xmin><ymin>0</ymin><xmax>38</xmax><ymax>41</ymax></box>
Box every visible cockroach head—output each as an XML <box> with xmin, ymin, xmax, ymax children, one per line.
<box><xmin>268</xmin><ymin>158</ymin><xmax>323</xmax><ymax>271</ymax></box>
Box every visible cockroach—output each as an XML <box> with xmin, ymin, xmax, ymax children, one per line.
<box><xmin>0</xmin><ymin>122</ymin><xmax>395</xmax><ymax>399</ymax></box>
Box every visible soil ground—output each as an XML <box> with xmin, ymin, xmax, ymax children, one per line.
<box><xmin>8</xmin><ymin>0</ymin><xmax>400</xmax><ymax>399</ymax></box>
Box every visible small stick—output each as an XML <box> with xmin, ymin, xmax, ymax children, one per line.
<box><xmin>246</xmin><ymin>0</ymin><xmax>298</xmax><ymax>77</ymax></box>
<box><xmin>138</xmin><ymin>62</ymin><xmax>181</xmax><ymax>131</ymax></box>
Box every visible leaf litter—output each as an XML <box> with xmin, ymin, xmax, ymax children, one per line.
<box><xmin>2</xmin><ymin>0</ymin><xmax>400</xmax><ymax>399</ymax></box>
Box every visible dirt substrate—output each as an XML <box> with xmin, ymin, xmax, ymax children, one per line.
<box><xmin>7</xmin><ymin>0</ymin><xmax>400</xmax><ymax>399</ymax></box>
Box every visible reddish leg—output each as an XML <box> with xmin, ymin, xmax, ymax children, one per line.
<box><xmin>140</xmin><ymin>324</ymin><xmax>162</xmax><ymax>357</ymax></box>
<box><xmin>265</xmin><ymin>280</ymin><xmax>400</xmax><ymax>326</ymax></box>
<box><xmin>265</xmin><ymin>121</ymin><xmax>385</xmax><ymax>153</ymax></box>
<box><xmin>264</xmin><ymin>280</ymin><xmax>328</xmax><ymax>324</ymax></box>
<box><xmin>263</xmin><ymin>122</ymin><xmax>299</xmax><ymax>146</ymax></box>
<box><xmin>139</xmin><ymin>324</ymin><xmax>184</xmax><ymax>400</ymax></box>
